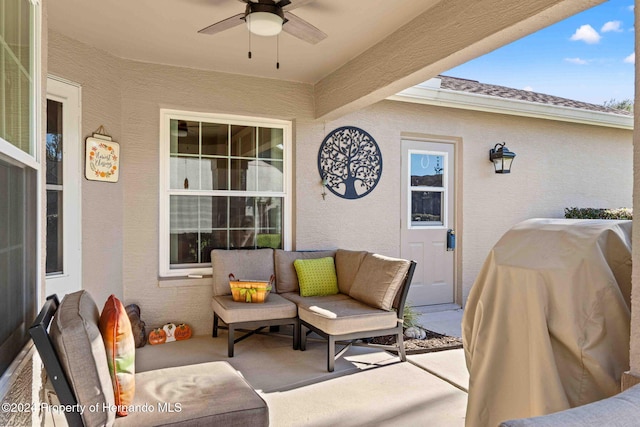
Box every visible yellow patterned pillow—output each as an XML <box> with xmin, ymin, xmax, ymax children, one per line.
<box><xmin>99</xmin><ymin>295</ymin><xmax>135</xmax><ymax>417</ymax></box>
<box><xmin>294</xmin><ymin>257</ymin><xmax>339</xmax><ymax>297</ymax></box>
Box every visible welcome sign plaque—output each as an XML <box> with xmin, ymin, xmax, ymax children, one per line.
<box><xmin>85</xmin><ymin>134</ymin><xmax>120</xmax><ymax>182</ymax></box>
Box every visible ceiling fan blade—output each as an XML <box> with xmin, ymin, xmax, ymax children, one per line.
<box><xmin>282</xmin><ymin>11</ymin><xmax>327</xmax><ymax>44</ymax></box>
<box><xmin>198</xmin><ymin>13</ymin><xmax>245</xmax><ymax>35</ymax></box>
<box><xmin>280</xmin><ymin>0</ymin><xmax>314</xmax><ymax>12</ymax></box>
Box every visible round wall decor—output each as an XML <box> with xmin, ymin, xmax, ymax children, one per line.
<box><xmin>317</xmin><ymin>126</ymin><xmax>383</xmax><ymax>199</ymax></box>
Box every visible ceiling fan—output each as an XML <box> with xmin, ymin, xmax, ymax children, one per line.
<box><xmin>198</xmin><ymin>0</ymin><xmax>327</xmax><ymax>45</ymax></box>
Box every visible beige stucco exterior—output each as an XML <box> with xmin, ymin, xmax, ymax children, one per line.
<box><xmin>47</xmin><ymin>31</ymin><xmax>633</xmax><ymax>335</ymax></box>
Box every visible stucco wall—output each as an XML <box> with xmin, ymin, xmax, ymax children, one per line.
<box><xmin>48</xmin><ymin>31</ymin><xmax>314</xmax><ymax>332</ymax></box>
<box><xmin>118</xmin><ymin>61</ymin><xmax>314</xmax><ymax>333</ymax></box>
<box><xmin>47</xmin><ymin>32</ymin><xmax>124</xmax><ymax>305</ymax></box>
<box><xmin>298</xmin><ymin>100</ymin><xmax>633</xmax><ymax>305</ymax></box>
<box><xmin>47</xmin><ymin>31</ymin><xmax>632</xmax><ymax>334</ymax></box>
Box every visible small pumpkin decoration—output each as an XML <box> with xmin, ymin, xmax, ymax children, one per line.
<box><xmin>175</xmin><ymin>323</ymin><xmax>192</xmax><ymax>341</ymax></box>
<box><xmin>148</xmin><ymin>327</ymin><xmax>167</xmax><ymax>345</ymax></box>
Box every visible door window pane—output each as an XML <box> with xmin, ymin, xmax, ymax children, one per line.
<box><xmin>411</xmin><ymin>191</ymin><xmax>442</xmax><ymax>226</ymax></box>
<box><xmin>46</xmin><ymin>99</ymin><xmax>64</xmax><ymax>275</ymax></box>
<box><xmin>411</xmin><ymin>153</ymin><xmax>444</xmax><ymax>187</ymax></box>
<box><xmin>46</xmin><ymin>190</ymin><xmax>63</xmax><ymax>274</ymax></box>
<box><xmin>46</xmin><ymin>100</ymin><xmax>63</xmax><ymax>185</ymax></box>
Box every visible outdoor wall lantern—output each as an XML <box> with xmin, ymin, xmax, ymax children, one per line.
<box><xmin>489</xmin><ymin>142</ymin><xmax>516</xmax><ymax>174</ymax></box>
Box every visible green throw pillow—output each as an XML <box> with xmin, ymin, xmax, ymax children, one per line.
<box><xmin>294</xmin><ymin>257</ymin><xmax>339</xmax><ymax>297</ymax></box>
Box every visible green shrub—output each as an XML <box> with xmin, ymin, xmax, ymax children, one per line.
<box><xmin>402</xmin><ymin>303</ymin><xmax>421</xmax><ymax>329</ymax></box>
<box><xmin>564</xmin><ymin>207</ymin><xmax>633</xmax><ymax>220</ymax></box>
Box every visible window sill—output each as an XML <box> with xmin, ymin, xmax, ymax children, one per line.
<box><xmin>157</xmin><ymin>275</ymin><xmax>213</xmax><ymax>288</ymax></box>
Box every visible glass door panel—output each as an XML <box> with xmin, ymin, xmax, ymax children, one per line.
<box><xmin>46</xmin><ymin>99</ymin><xmax>64</xmax><ymax>275</ymax></box>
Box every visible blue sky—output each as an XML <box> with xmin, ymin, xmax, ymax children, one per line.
<box><xmin>445</xmin><ymin>0</ymin><xmax>635</xmax><ymax>105</ymax></box>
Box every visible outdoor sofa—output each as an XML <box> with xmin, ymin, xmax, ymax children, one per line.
<box><xmin>500</xmin><ymin>383</ymin><xmax>640</xmax><ymax>426</ymax></box>
<box><xmin>30</xmin><ymin>290</ymin><xmax>269</xmax><ymax>427</ymax></box>
<box><xmin>211</xmin><ymin>248</ymin><xmax>416</xmax><ymax>372</ymax></box>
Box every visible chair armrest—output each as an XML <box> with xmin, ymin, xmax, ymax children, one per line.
<box><xmin>29</xmin><ymin>294</ymin><xmax>84</xmax><ymax>427</ymax></box>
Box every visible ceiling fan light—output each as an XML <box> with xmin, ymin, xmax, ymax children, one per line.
<box><xmin>246</xmin><ymin>11</ymin><xmax>283</xmax><ymax>37</ymax></box>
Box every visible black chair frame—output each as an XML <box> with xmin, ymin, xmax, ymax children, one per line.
<box><xmin>28</xmin><ymin>294</ymin><xmax>84</xmax><ymax>427</ymax></box>
<box><xmin>212</xmin><ymin>313</ymin><xmax>299</xmax><ymax>357</ymax></box>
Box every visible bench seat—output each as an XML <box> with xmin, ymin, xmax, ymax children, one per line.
<box><xmin>211</xmin><ymin>294</ymin><xmax>297</xmax><ymax>324</ymax></box>
<box><xmin>282</xmin><ymin>292</ymin><xmax>397</xmax><ymax>335</ymax></box>
<box><xmin>116</xmin><ymin>362</ymin><xmax>267</xmax><ymax>427</ymax></box>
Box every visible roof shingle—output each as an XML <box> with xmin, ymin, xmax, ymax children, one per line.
<box><xmin>438</xmin><ymin>75</ymin><xmax>632</xmax><ymax>116</ymax></box>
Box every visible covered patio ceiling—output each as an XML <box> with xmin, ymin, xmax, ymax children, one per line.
<box><xmin>47</xmin><ymin>0</ymin><xmax>604</xmax><ymax>119</ymax></box>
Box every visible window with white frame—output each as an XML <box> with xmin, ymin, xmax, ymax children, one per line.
<box><xmin>0</xmin><ymin>0</ymin><xmax>40</xmax><ymax>380</ymax></box>
<box><xmin>159</xmin><ymin>110</ymin><xmax>291</xmax><ymax>278</ymax></box>
<box><xmin>409</xmin><ymin>150</ymin><xmax>448</xmax><ymax>227</ymax></box>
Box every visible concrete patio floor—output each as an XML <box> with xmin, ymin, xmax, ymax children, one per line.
<box><xmin>132</xmin><ymin>306</ymin><xmax>468</xmax><ymax>427</ymax></box>
<box><xmin>262</xmin><ymin>305</ymin><xmax>468</xmax><ymax>426</ymax></box>
<box><xmin>44</xmin><ymin>307</ymin><xmax>467</xmax><ymax>426</ymax></box>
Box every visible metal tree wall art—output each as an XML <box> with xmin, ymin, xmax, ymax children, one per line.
<box><xmin>317</xmin><ymin>126</ymin><xmax>383</xmax><ymax>199</ymax></box>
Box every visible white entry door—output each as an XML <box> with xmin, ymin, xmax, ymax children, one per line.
<box><xmin>401</xmin><ymin>139</ymin><xmax>455</xmax><ymax>306</ymax></box>
<box><xmin>46</xmin><ymin>77</ymin><xmax>82</xmax><ymax>298</ymax></box>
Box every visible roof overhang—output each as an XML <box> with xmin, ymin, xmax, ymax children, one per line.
<box><xmin>389</xmin><ymin>83</ymin><xmax>633</xmax><ymax>130</ymax></box>
<box><xmin>314</xmin><ymin>0</ymin><xmax>606</xmax><ymax>120</ymax></box>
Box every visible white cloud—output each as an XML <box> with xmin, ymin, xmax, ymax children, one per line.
<box><xmin>601</xmin><ymin>21</ymin><xmax>623</xmax><ymax>32</ymax></box>
<box><xmin>628</xmin><ymin>5</ymin><xmax>635</xmax><ymax>12</ymax></box>
<box><xmin>523</xmin><ymin>86</ymin><xmax>533</xmax><ymax>92</ymax></box>
<box><xmin>564</xmin><ymin>57</ymin><xmax>588</xmax><ymax>65</ymax></box>
<box><xmin>570</xmin><ymin>25</ymin><xmax>601</xmax><ymax>44</ymax></box>
<box><xmin>624</xmin><ymin>52</ymin><xmax>635</xmax><ymax>64</ymax></box>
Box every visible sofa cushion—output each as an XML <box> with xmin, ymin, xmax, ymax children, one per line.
<box><xmin>114</xmin><ymin>362</ymin><xmax>268</xmax><ymax>427</ymax></box>
<box><xmin>349</xmin><ymin>253</ymin><xmax>411</xmax><ymax>311</ymax></box>
<box><xmin>99</xmin><ymin>295</ymin><xmax>136</xmax><ymax>417</ymax></box>
<box><xmin>499</xmin><ymin>384</ymin><xmax>640</xmax><ymax>426</ymax></box>
<box><xmin>211</xmin><ymin>293</ymin><xmax>297</xmax><ymax>324</ymax></box>
<box><xmin>297</xmin><ymin>297</ymin><xmax>398</xmax><ymax>335</ymax></box>
<box><xmin>294</xmin><ymin>257</ymin><xmax>339</xmax><ymax>297</ymax></box>
<box><xmin>280</xmin><ymin>292</ymin><xmax>352</xmax><ymax>307</ymax></box>
<box><xmin>335</xmin><ymin>249</ymin><xmax>368</xmax><ymax>294</ymax></box>
<box><xmin>211</xmin><ymin>249</ymin><xmax>274</xmax><ymax>296</ymax></box>
<box><xmin>274</xmin><ymin>249</ymin><xmax>336</xmax><ymax>294</ymax></box>
<box><xmin>49</xmin><ymin>290</ymin><xmax>116</xmax><ymax>427</ymax></box>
